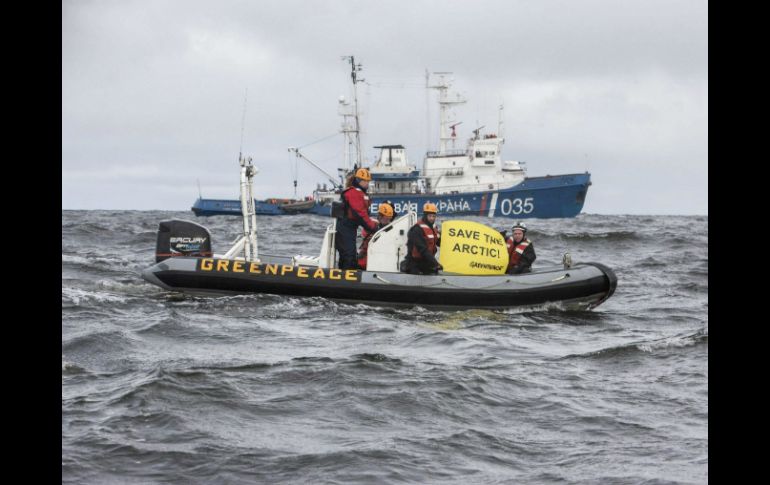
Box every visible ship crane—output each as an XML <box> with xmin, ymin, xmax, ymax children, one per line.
<box><xmin>288</xmin><ymin>147</ymin><xmax>344</xmax><ymax>190</ymax></box>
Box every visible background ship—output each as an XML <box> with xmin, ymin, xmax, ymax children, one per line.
<box><xmin>192</xmin><ymin>60</ymin><xmax>591</xmax><ymax>218</ymax></box>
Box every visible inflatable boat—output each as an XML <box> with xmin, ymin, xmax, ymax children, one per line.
<box><xmin>142</xmin><ymin>156</ymin><xmax>616</xmax><ymax>310</ymax></box>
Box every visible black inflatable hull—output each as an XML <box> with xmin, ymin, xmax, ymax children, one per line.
<box><xmin>142</xmin><ymin>256</ymin><xmax>617</xmax><ymax>310</ymax></box>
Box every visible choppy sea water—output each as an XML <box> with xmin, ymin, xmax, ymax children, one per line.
<box><xmin>62</xmin><ymin>210</ymin><xmax>707</xmax><ymax>484</ymax></box>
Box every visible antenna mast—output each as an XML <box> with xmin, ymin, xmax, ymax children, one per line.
<box><xmin>239</xmin><ymin>88</ymin><xmax>248</xmax><ymax>160</ymax></box>
<box><xmin>425</xmin><ymin>68</ymin><xmax>431</xmax><ymax>154</ymax></box>
<box><xmin>498</xmin><ymin>102</ymin><xmax>505</xmax><ymax>139</ymax></box>
<box><xmin>338</xmin><ymin>96</ymin><xmax>355</xmax><ymax>173</ymax></box>
<box><xmin>342</xmin><ymin>56</ymin><xmax>364</xmax><ymax>167</ymax></box>
<box><xmin>427</xmin><ymin>72</ymin><xmax>466</xmax><ymax>154</ymax></box>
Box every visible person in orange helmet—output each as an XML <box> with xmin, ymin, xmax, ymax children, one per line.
<box><xmin>401</xmin><ymin>202</ymin><xmax>442</xmax><ymax>275</ymax></box>
<box><xmin>356</xmin><ymin>202</ymin><xmax>394</xmax><ymax>270</ymax></box>
<box><xmin>335</xmin><ymin>168</ymin><xmax>379</xmax><ymax>269</ymax></box>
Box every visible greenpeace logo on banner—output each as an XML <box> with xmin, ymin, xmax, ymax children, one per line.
<box><xmin>470</xmin><ymin>261</ymin><xmax>504</xmax><ymax>271</ymax></box>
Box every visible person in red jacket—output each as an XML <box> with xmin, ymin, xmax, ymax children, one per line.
<box><xmin>357</xmin><ymin>202</ymin><xmax>394</xmax><ymax>270</ymax></box>
<box><xmin>506</xmin><ymin>222</ymin><xmax>536</xmax><ymax>274</ymax></box>
<box><xmin>401</xmin><ymin>202</ymin><xmax>442</xmax><ymax>275</ymax></box>
<box><xmin>335</xmin><ymin>168</ymin><xmax>379</xmax><ymax>269</ymax></box>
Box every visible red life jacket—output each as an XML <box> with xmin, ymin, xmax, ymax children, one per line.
<box><xmin>410</xmin><ymin>222</ymin><xmax>439</xmax><ymax>259</ymax></box>
<box><xmin>341</xmin><ymin>187</ymin><xmax>376</xmax><ymax>231</ymax></box>
<box><xmin>506</xmin><ymin>237</ymin><xmax>531</xmax><ymax>270</ymax></box>
<box><xmin>356</xmin><ymin>226</ymin><xmax>377</xmax><ymax>269</ymax></box>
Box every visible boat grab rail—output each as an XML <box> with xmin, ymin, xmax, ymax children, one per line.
<box><xmin>371</xmin><ymin>272</ymin><xmax>570</xmax><ymax>289</ymax></box>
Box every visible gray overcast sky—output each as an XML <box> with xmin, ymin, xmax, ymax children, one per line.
<box><xmin>62</xmin><ymin>0</ymin><xmax>708</xmax><ymax>214</ymax></box>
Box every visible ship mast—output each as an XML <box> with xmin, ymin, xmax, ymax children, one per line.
<box><xmin>338</xmin><ymin>95</ymin><xmax>355</xmax><ymax>174</ymax></box>
<box><xmin>498</xmin><ymin>103</ymin><xmax>505</xmax><ymax>139</ymax></box>
<box><xmin>427</xmin><ymin>72</ymin><xmax>466</xmax><ymax>155</ymax></box>
<box><xmin>342</xmin><ymin>56</ymin><xmax>365</xmax><ymax>168</ymax></box>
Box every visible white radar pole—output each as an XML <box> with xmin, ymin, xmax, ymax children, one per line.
<box><xmin>237</xmin><ymin>154</ymin><xmax>259</xmax><ymax>262</ymax></box>
<box><xmin>427</xmin><ymin>72</ymin><xmax>466</xmax><ymax>155</ymax></box>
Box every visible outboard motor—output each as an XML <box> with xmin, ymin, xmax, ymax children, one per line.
<box><xmin>155</xmin><ymin>220</ymin><xmax>212</xmax><ymax>263</ymax></box>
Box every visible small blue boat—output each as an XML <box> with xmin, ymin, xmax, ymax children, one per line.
<box><xmin>191</xmin><ymin>197</ymin><xmax>315</xmax><ymax>217</ymax></box>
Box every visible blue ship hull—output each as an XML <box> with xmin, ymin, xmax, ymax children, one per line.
<box><xmin>192</xmin><ymin>173</ymin><xmax>591</xmax><ymax>219</ymax></box>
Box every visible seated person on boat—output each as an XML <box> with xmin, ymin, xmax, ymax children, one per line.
<box><xmin>401</xmin><ymin>203</ymin><xmax>442</xmax><ymax>275</ymax></box>
<box><xmin>357</xmin><ymin>202</ymin><xmax>394</xmax><ymax>270</ymax></box>
<box><xmin>505</xmin><ymin>222</ymin><xmax>536</xmax><ymax>274</ymax></box>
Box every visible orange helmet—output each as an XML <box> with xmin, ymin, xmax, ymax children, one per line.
<box><xmin>423</xmin><ymin>202</ymin><xmax>438</xmax><ymax>214</ymax></box>
<box><xmin>354</xmin><ymin>168</ymin><xmax>372</xmax><ymax>181</ymax></box>
<box><xmin>378</xmin><ymin>203</ymin><xmax>394</xmax><ymax>218</ymax></box>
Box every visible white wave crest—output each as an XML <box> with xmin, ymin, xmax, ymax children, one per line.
<box><xmin>62</xmin><ymin>287</ymin><xmax>131</xmax><ymax>306</ymax></box>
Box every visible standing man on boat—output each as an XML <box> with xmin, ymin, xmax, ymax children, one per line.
<box><xmin>336</xmin><ymin>168</ymin><xmax>379</xmax><ymax>269</ymax></box>
<box><xmin>402</xmin><ymin>203</ymin><xmax>442</xmax><ymax>275</ymax></box>
<box><xmin>357</xmin><ymin>202</ymin><xmax>394</xmax><ymax>270</ymax></box>
<box><xmin>505</xmin><ymin>222</ymin><xmax>536</xmax><ymax>274</ymax></box>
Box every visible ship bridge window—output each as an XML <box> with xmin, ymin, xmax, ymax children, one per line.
<box><xmin>485</xmin><ymin>160</ymin><xmax>495</xmax><ymax>165</ymax></box>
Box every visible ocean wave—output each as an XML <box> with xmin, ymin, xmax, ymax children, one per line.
<box><xmin>62</xmin><ymin>287</ymin><xmax>134</xmax><ymax>306</ymax></box>
<box><xmin>61</xmin><ymin>221</ymin><xmax>112</xmax><ymax>235</ymax></box>
<box><xmin>562</xmin><ymin>327</ymin><xmax>708</xmax><ymax>360</ymax></box>
<box><xmin>62</xmin><ymin>253</ymin><xmax>144</xmax><ymax>277</ymax></box>
<box><xmin>124</xmin><ymin>231</ymin><xmax>157</xmax><ymax>245</ymax></box>
<box><xmin>62</xmin><ymin>254</ymin><xmax>91</xmax><ymax>265</ymax></box>
<box><xmin>637</xmin><ymin>256</ymin><xmax>667</xmax><ymax>267</ymax></box>
<box><xmin>101</xmin><ymin>365</ymin><xmax>248</xmax><ymax>408</ymax></box>
<box><xmin>551</xmin><ymin>230</ymin><xmax>640</xmax><ymax>241</ymax></box>
<box><xmin>61</xmin><ymin>330</ymin><xmax>135</xmax><ymax>355</ymax></box>
<box><xmin>188</xmin><ymin>361</ymin><xmax>282</xmax><ymax>373</ymax></box>
<box><xmin>62</xmin><ymin>360</ymin><xmax>87</xmax><ymax>375</ymax></box>
<box><xmin>636</xmin><ymin>328</ymin><xmax>708</xmax><ymax>353</ymax></box>
<box><xmin>349</xmin><ymin>353</ymin><xmax>403</xmax><ymax>364</ymax></box>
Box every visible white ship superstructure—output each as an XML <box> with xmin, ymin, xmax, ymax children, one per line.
<box><xmin>367</xmin><ymin>72</ymin><xmax>526</xmax><ymax>196</ymax></box>
<box><xmin>368</xmin><ymin>145</ymin><xmax>422</xmax><ymax>195</ymax></box>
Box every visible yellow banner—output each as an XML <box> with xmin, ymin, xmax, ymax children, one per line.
<box><xmin>438</xmin><ymin>220</ymin><xmax>508</xmax><ymax>275</ymax></box>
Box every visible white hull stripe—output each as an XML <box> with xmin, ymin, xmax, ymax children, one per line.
<box><xmin>488</xmin><ymin>193</ymin><xmax>499</xmax><ymax>217</ymax></box>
